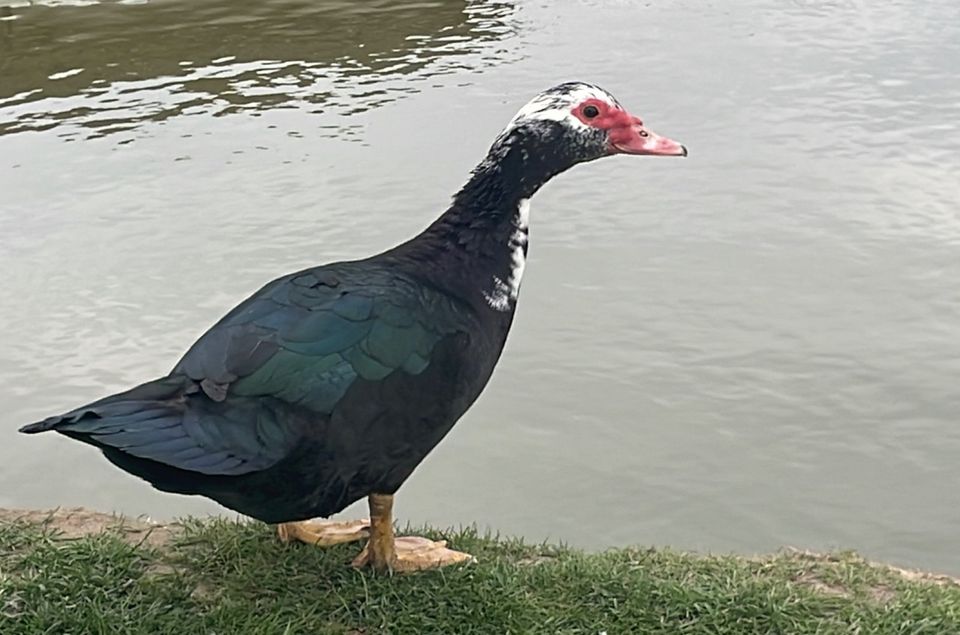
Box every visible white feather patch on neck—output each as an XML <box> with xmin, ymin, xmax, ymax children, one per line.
<box><xmin>483</xmin><ymin>198</ymin><xmax>530</xmax><ymax>312</ymax></box>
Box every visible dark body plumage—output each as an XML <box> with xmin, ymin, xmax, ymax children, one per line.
<box><xmin>19</xmin><ymin>86</ymin><xmax>606</xmax><ymax>523</ymax></box>
<box><xmin>34</xmin><ymin>264</ymin><xmax>490</xmax><ymax>523</ymax></box>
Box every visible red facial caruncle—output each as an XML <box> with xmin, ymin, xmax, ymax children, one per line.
<box><xmin>571</xmin><ymin>98</ymin><xmax>687</xmax><ymax>157</ymax></box>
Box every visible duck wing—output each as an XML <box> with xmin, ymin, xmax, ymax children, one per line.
<box><xmin>20</xmin><ymin>263</ymin><xmax>471</xmax><ymax>478</ymax></box>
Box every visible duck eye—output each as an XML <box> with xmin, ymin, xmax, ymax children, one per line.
<box><xmin>582</xmin><ymin>105</ymin><xmax>600</xmax><ymax>119</ymax></box>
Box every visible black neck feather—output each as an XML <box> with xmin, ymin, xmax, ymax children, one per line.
<box><xmin>386</xmin><ymin>122</ymin><xmax>582</xmax><ymax>309</ymax></box>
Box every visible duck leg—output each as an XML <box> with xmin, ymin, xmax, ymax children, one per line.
<box><xmin>276</xmin><ymin>518</ymin><xmax>370</xmax><ymax>546</ymax></box>
<box><xmin>351</xmin><ymin>493</ymin><xmax>473</xmax><ymax>573</ymax></box>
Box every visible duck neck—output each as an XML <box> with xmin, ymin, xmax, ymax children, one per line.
<box><xmin>395</xmin><ymin>127</ymin><xmax>572</xmax><ymax>313</ymax></box>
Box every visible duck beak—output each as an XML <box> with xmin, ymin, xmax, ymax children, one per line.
<box><xmin>609</xmin><ymin>116</ymin><xmax>687</xmax><ymax>157</ymax></box>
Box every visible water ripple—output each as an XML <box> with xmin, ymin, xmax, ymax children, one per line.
<box><xmin>0</xmin><ymin>0</ymin><xmax>517</xmax><ymax>139</ymax></box>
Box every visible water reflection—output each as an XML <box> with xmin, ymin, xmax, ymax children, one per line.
<box><xmin>0</xmin><ymin>0</ymin><xmax>515</xmax><ymax>139</ymax></box>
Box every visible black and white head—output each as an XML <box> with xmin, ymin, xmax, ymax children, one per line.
<box><xmin>492</xmin><ymin>82</ymin><xmax>686</xmax><ymax>172</ymax></box>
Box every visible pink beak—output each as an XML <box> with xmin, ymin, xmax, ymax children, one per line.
<box><xmin>609</xmin><ymin>116</ymin><xmax>687</xmax><ymax>157</ymax></box>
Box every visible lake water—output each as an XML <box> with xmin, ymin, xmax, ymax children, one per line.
<box><xmin>2</xmin><ymin>0</ymin><xmax>959</xmax><ymax>574</ymax></box>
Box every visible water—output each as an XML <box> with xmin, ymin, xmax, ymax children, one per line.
<box><xmin>2</xmin><ymin>0</ymin><xmax>959</xmax><ymax>574</ymax></box>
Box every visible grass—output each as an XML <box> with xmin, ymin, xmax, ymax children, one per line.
<box><xmin>1</xmin><ymin>510</ymin><xmax>959</xmax><ymax>634</ymax></box>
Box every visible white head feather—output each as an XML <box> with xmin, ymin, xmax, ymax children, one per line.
<box><xmin>502</xmin><ymin>82</ymin><xmax>623</xmax><ymax>133</ymax></box>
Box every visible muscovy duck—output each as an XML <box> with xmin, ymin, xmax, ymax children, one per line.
<box><xmin>20</xmin><ymin>82</ymin><xmax>686</xmax><ymax>572</ymax></box>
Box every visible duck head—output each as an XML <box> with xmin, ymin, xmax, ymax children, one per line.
<box><xmin>493</xmin><ymin>81</ymin><xmax>687</xmax><ymax>170</ymax></box>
